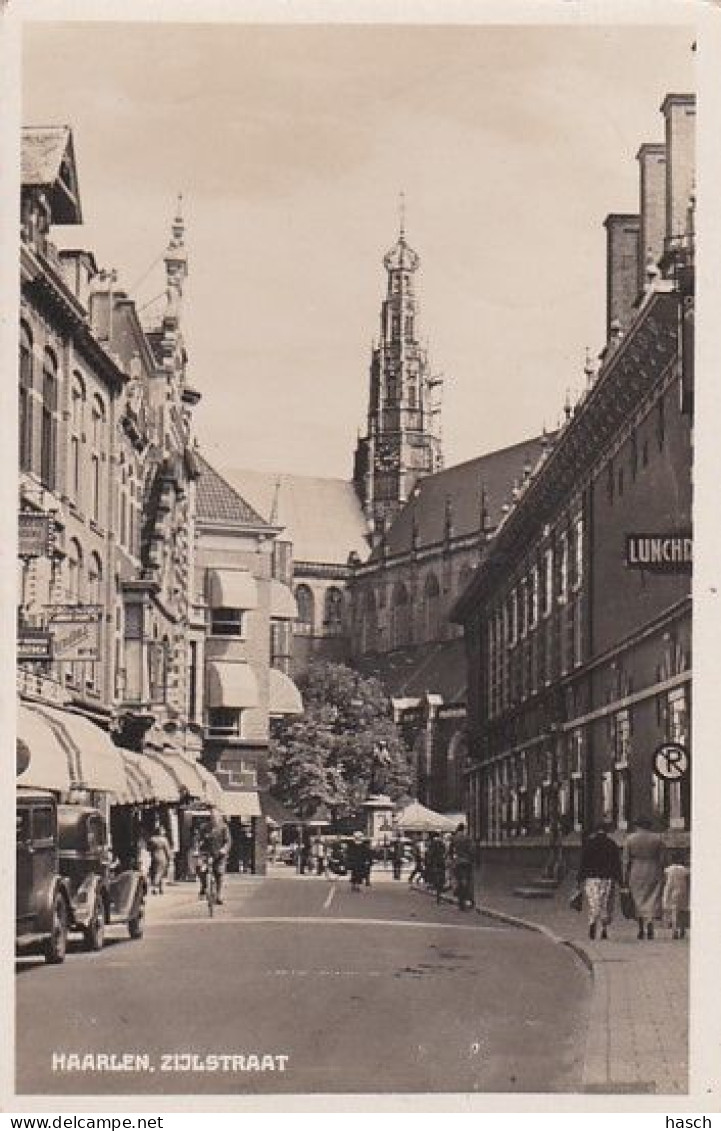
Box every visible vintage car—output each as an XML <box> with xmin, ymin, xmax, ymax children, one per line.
<box><xmin>16</xmin><ymin>787</ymin><xmax>73</xmax><ymax>963</ymax></box>
<box><xmin>57</xmin><ymin>804</ymin><xmax>147</xmax><ymax>950</ymax></box>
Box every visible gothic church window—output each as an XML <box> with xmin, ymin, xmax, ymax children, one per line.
<box><xmin>324</xmin><ymin>587</ymin><xmax>344</xmax><ymax>637</ymax></box>
<box><xmin>295</xmin><ymin>584</ymin><xmax>314</xmax><ymax>635</ymax></box>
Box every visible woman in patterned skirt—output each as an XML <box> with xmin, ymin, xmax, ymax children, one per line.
<box><xmin>577</xmin><ymin>823</ymin><xmax>624</xmax><ymax>940</ymax></box>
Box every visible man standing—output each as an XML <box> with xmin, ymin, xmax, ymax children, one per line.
<box><xmin>450</xmin><ymin>822</ymin><xmax>474</xmax><ymax>911</ymax></box>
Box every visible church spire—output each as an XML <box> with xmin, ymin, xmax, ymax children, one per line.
<box><xmin>352</xmin><ymin>206</ymin><xmax>444</xmax><ymax>544</ymax></box>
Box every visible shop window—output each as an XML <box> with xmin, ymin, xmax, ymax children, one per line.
<box><xmin>210</xmin><ymin>607</ymin><xmax>244</xmax><ymax>637</ymax></box>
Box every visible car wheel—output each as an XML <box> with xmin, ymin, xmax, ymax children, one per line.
<box><xmin>43</xmin><ymin>894</ymin><xmax>68</xmax><ymax>964</ymax></box>
<box><xmin>128</xmin><ymin>901</ymin><xmax>145</xmax><ymax>940</ymax></box>
<box><xmin>84</xmin><ymin>894</ymin><xmax>105</xmax><ymax>951</ymax></box>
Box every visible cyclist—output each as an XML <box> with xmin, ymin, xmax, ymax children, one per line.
<box><xmin>197</xmin><ymin>808</ymin><xmax>231</xmax><ymax>906</ymax></box>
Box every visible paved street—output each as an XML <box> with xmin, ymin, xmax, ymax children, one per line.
<box><xmin>16</xmin><ymin>872</ymin><xmax>589</xmax><ymax>1095</ymax></box>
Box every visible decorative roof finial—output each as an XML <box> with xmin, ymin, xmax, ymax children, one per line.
<box><xmin>399</xmin><ymin>190</ymin><xmax>406</xmax><ymax>239</ymax></box>
<box><xmin>584</xmin><ymin>347</ymin><xmax>596</xmax><ymax>388</ymax></box>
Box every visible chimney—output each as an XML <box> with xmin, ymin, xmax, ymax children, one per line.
<box><xmin>636</xmin><ymin>143</ymin><xmax>666</xmax><ymax>291</ymax></box>
<box><xmin>661</xmin><ymin>93</ymin><xmax>696</xmax><ymax>245</ymax></box>
<box><xmin>603</xmin><ymin>213</ymin><xmax>640</xmax><ymax>340</ymax></box>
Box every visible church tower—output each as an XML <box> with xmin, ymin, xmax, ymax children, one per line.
<box><xmin>353</xmin><ymin>208</ymin><xmax>443</xmax><ymax>543</ymax></box>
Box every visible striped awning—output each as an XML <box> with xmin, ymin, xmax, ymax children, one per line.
<box><xmin>121</xmin><ymin>751</ymin><xmax>180</xmax><ymax>804</ymax></box>
<box><xmin>17</xmin><ymin>701</ymin><xmax>127</xmax><ymax>796</ymax></box>
<box><xmin>151</xmin><ymin>750</ymin><xmax>222</xmax><ymax>805</ymax></box>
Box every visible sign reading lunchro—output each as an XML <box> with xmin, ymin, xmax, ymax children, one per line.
<box><xmin>626</xmin><ymin>533</ymin><xmax>692</xmax><ymax>572</ymax></box>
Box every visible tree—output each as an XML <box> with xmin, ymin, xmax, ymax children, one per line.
<box><xmin>269</xmin><ymin>660</ymin><xmax>415</xmax><ymax>820</ymax></box>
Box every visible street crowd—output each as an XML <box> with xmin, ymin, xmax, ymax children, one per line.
<box><xmin>273</xmin><ymin>823</ymin><xmax>477</xmax><ymax>911</ymax></box>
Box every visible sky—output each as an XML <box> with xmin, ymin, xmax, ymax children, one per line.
<box><xmin>22</xmin><ymin>21</ymin><xmax>696</xmax><ymax>480</ymax></box>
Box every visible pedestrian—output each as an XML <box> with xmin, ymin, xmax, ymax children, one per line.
<box><xmin>362</xmin><ymin>837</ymin><xmax>373</xmax><ymax>886</ymax></box>
<box><xmin>662</xmin><ymin>848</ymin><xmax>690</xmax><ymax>939</ymax></box>
<box><xmin>425</xmin><ymin>833</ymin><xmax>447</xmax><ymax>904</ymax></box>
<box><xmin>198</xmin><ymin>807</ymin><xmax>231</xmax><ymax>905</ymax></box>
<box><xmin>300</xmin><ymin>827</ymin><xmax>312</xmax><ymax>875</ymax></box>
<box><xmin>407</xmin><ymin>838</ymin><xmax>426</xmax><ymax>886</ymax></box>
<box><xmin>450</xmin><ymin>822</ymin><xmax>474</xmax><ymax>911</ymax></box>
<box><xmin>148</xmin><ymin>821</ymin><xmax>172</xmax><ymax>895</ymax></box>
<box><xmin>623</xmin><ymin>815</ymin><xmax>666</xmax><ymax>940</ymax></box>
<box><xmin>577</xmin><ymin>823</ymin><xmax>623</xmax><ymax>940</ymax></box>
<box><xmin>391</xmin><ymin>837</ymin><xmax>404</xmax><ymax>881</ymax></box>
<box><xmin>346</xmin><ymin>832</ymin><xmax>366</xmax><ymax>892</ymax></box>
<box><xmin>313</xmin><ymin>834</ymin><xmax>327</xmax><ymax>877</ymax></box>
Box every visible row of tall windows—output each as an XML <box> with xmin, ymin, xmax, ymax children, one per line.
<box><xmin>482</xmin><ymin>730</ymin><xmax>586</xmax><ymax>842</ymax></box>
<box><xmin>294</xmin><ymin>585</ymin><xmax>344</xmax><ymax>637</ymax></box>
<box><xmin>487</xmin><ymin>518</ymin><xmax>584</xmax><ymax>717</ymax></box>
<box><xmin>20</xmin><ymin>325</ymin><xmax>108</xmax><ymax>523</ymax></box>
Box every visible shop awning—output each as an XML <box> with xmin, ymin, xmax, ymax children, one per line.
<box><xmin>269</xmin><ymin>579</ymin><xmax>298</xmax><ymax>621</ymax></box>
<box><xmin>207</xmin><ymin>569</ymin><xmax>258</xmax><ymax>610</ymax></box>
<box><xmin>17</xmin><ymin>701</ymin><xmax>127</xmax><ymax>795</ymax></box>
<box><xmin>17</xmin><ymin>703</ymin><xmax>72</xmax><ymax>792</ymax></box>
<box><xmin>219</xmin><ymin>790</ymin><xmax>261</xmax><ymax>818</ymax></box>
<box><xmin>124</xmin><ymin>751</ymin><xmax>180</xmax><ymax>803</ymax></box>
<box><xmin>268</xmin><ymin>668</ymin><xmax>303</xmax><ymax>717</ymax></box>
<box><xmin>206</xmin><ymin>661</ymin><xmax>259</xmax><ymax>709</ymax></box>
<box><xmin>151</xmin><ymin>750</ymin><xmax>222</xmax><ymax>805</ymax></box>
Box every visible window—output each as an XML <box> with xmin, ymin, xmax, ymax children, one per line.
<box><xmin>295</xmin><ymin>584</ymin><xmax>314</xmax><ymax>636</ymax></box>
<box><xmin>207</xmin><ymin>708</ymin><xmax>242</xmax><ymax>739</ymax></box>
<box><xmin>32</xmin><ymin>806</ymin><xmax>54</xmax><ymax>843</ymax></box>
<box><xmin>391</xmin><ymin>582</ymin><xmax>411</xmax><ymax>648</ymax></box>
<box><xmin>70</xmin><ymin>373</ymin><xmax>85</xmax><ymax>505</ymax></box>
<box><xmin>40</xmin><ymin>349</ymin><xmax>58</xmax><ymax>490</ymax></box>
<box><xmin>573</xmin><ymin>518</ymin><xmax>584</xmax><ymax>588</ymax></box>
<box><xmin>66</xmin><ymin>538</ymin><xmax>83</xmax><ymax>603</ymax></box>
<box><xmin>271</xmin><ymin>620</ymin><xmax>292</xmax><ymax>674</ymax></box>
<box><xmin>87</xmin><ymin>553</ymin><xmax>103</xmax><ymax>605</ymax></box>
<box><xmin>272</xmin><ymin>540</ymin><xmax>292</xmax><ymax>586</ymax></box>
<box><xmin>210</xmin><ymin>607</ymin><xmax>244</xmax><ymax>637</ymax></box>
<box><xmin>19</xmin><ymin>324</ymin><xmax>33</xmax><ymax>472</ymax></box>
<box><xmin>324</xmin><ymin>587</ymin><xmax>344</xmax><ymax>637</ymax></box>
<box><xmin>542</xmin><ymin>548</ymin><xmax>553</xmax><ymax>616</ymax></box>
<box><xmin>529</xmin><ymin>567</ymin><xmax>539</xmax><ymax>630</ymax></box>
<box><xmin>556</xmin><ymin>533</ymin><xmax>569</xmax><ymax>605</ymax></box>
<box><xmin>423</xmin><ymin>574</ymin><xmax>440</xmax><ymax>641</ymax></box>
<box><xmin>90</xmin><ymin>396</ymin><xmax>106</xmax><ymax>525</ymax></box>
<box><xmin>657</xmin><ymin>395</ymin><xmax>666</xmax><ymax>450</ymax></box>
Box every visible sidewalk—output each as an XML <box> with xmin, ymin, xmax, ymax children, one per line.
<box><xmin>466</xmin><ymin>867</ymin><xmax>689</xmax><ymax>1095</ymax></box>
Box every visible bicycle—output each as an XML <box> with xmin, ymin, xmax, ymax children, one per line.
<box><xmin>198</xmin><ymin>852</ymin><xmax>219</xmax><ymax>917</ymax></box>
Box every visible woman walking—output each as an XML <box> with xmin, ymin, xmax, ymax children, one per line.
<box><xmin>624</xmin><ymin>816</ymin><xmax>665</xmax><ymax>940</ymax></box>
<box><xmin>577</xmin><ymin>823</ymin><xmax>623</xmax><ymax>940</ymax></box>
<box><xmin>148</xmin><ymin>821</ymin><xmax>172</xmax><ymax>895</ymax></box>
<box><xmin>662</xmin><ymin>849</ymin><xmax>690</xmax><ymax>939</ymax></box>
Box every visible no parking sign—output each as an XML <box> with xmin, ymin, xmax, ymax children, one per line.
<box><xmin>653</xmin><ymin>742</ymin><xmax>690</xmax><ymax>782</ymax></box>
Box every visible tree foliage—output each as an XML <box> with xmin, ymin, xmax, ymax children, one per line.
<box><xmin>268</xmin><ymin>661</ymin><xmax>415</xmax><ymax>820</ymax></box>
